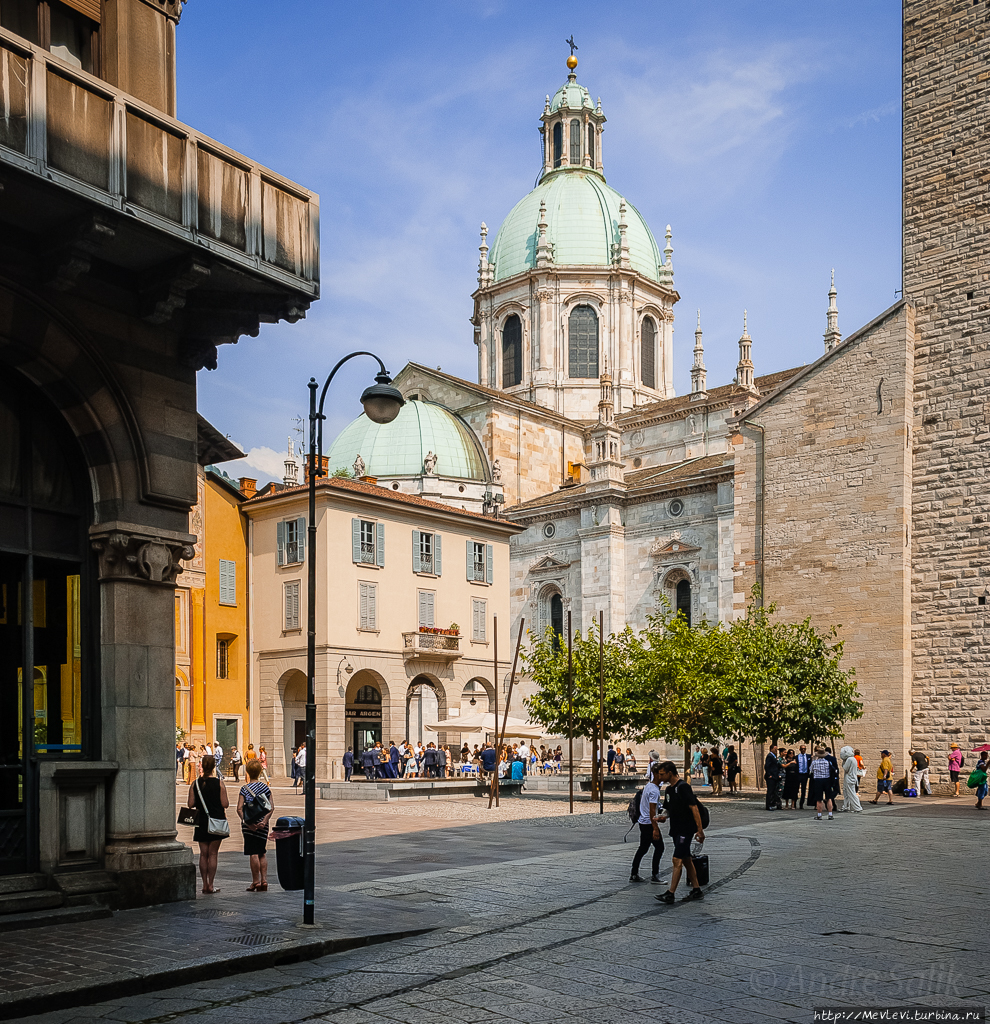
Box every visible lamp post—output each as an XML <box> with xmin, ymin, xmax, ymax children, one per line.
<box><xmin>304</xmin><ymin>353</ymin><xmax>403</xmax><ymax>925</ymax></box>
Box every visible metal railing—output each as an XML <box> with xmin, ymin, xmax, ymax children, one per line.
<box><xmin>402</xmin><ymin>631</ymin><xmax>462</xmax><ymax>657</ymax></box>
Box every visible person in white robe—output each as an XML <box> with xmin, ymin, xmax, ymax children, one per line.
<box><xmin>840</xmin><ymin>745</ymin><xmax>862</xmax><ymax>812</ymax></box>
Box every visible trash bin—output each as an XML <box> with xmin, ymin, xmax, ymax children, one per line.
<box><xmin>271</xmin><ymin>815</ymin><xmax>305</xmax><ymax>891</ymax></box>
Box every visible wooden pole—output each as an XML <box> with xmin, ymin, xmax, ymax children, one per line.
<box><xmin>599</xmin><ymin>609</ymin><xmax>604</xmax><ymax>815</ymax></box>
<box><xmin>567</xmin><ymin>611</ymin><xmax>573</xmax><ymax>814</ymax></box>
<box><xmin>489</xmin><ymin>619</ymin><xmax>525</xmax><ymax>809</ymax></box>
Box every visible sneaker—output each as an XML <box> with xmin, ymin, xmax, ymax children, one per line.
<box><xmin>681</xmin><ymin>888</ymin><xmax>704</xmax><ymax>901</ymax></box>
<box><xmin>651</xmin><ymin>875</ymin><xmax>666</xmax><ymax>884</ymax></box>
<box><xmin>816</xmin><ymin>813</ymin><xmax>822</xmax><ymax>820</ymax></box>
<box><xmin>828</xmin><ymin>813</ymin><xmax>833</xmax><ymax>819</ymax></box>
<box><xmin>629</xmin><ymin>874</ymin><xmax>646</xmax><ymax>883</ymax></box>
<box><xmin>654</xmin><ymin>891</ymin><xmax>676</xmax><ymax>904</ymax></box>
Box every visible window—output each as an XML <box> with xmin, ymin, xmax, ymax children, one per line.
<box><xmin>641</xmin><ymin>316</ymin><xmax>656</xmax><ymax>389</ymax></box>
<box><xmin>418</xmin><ymin>589</ymin><xmax>435</xmax><ymax>628</ymax></box>
<box><xmin>568</xmin><ymin>305</ymin><xmax>599</xmax><ymax>378</ymax></box>
<box><xmin>569</xmin><ymin>119</ymin><xmax>581</xmax><ymax>165</ymax></box>
<box><xmin>0</xmin><ymin>1</ymin><xmax>98</xmax><ymax>72</ymax></box>
<box><xmin>49</xmin><ymin>1</ymin><xmax>96</xmax><ymax>71</ymax></box>
<box><xmin>472</xmin><ymin>598</ymin><xmax>487</xmax><ymax>642</ymax></box>
<box><xmin>352</xmin><ymin>518</ymin><xmax>384</xmax><ymax>566</ymax></box>
<box><xmin>587</xmin><ymin>124</ymin><xmax>595</xmax><ymax>167</ymax></box>
<box><xmin>550</xmin><ymin>594</ymin><xmax>564</xmax><ymax>651</ymax></box>
<box><xmin>466</xmin><ymin>540</ymin><xmax>493</xmax><ymax>584</ymax></box>
<box><xmin>412</xmin><ymin>529</ymin><xmax>442</xmax><ymax>575</ymax></box>
<box><xmin>216</xmin><ymin>638</ymin><xmax>230</xmax><ymax>679</ymax></box>
<box><xmin>277</xmin><ymin>517</ymin><xmax>306</xmax><ymax>565</ymax></box>
<box><xmin>359</xmin><ymin>581</ymin><xmax>378</xmax><ymax>630</ymax></box>
<box><xmin>553</xmin><ymin>121</ymin><xmax>562</xmax><ymax>167</ymax></box>
<box><xmin>355</xmin><ymin>685</ymin><xmax>381</xmax><ymax>704</ymax></box>
<box><xmin>284</xmin><ymin>581</ymin><xmax>300</xmax><ymax>630</ymax></box>
<box><xmin>502</xmin><ymin>314</ymin><xmax>522</xmax><ymax>388</ymax></box>
<box><xmin>219</xmin><ymin>559</ymin><xmax>236</xmax><ymax>605</ymax></box>
<box><xmin>676</xmin><ymin>579</ymin><xmax>691</xmax><ymax>627</ymax></box>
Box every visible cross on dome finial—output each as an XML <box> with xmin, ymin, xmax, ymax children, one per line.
<box><xmin>565</xmin><ymin>34</ymin><xmax>578</xmax><ymax>72</ymax></box>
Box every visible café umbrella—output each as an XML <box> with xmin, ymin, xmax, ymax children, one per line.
<box><xmin>423</xmin><ymin>712</ymin><xmax>544</xmax><ymax>739</ymax></box>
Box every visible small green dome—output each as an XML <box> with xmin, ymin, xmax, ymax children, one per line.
<box><xmin>549</xmin><ymin>76</ymin><xmax>593</xmax><ymax>113</ymax></box>
<box><xmin>488</xmin><ymin>170</ymin><xmax>663</xmax><ymax>283</ymax></box>
<box><xmin>326</xmin><ymin>400</ymin><xmax>490</xmax><ymax>481</ymax></box>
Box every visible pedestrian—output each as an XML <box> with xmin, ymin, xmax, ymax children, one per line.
<box><xmin>824</xmin><ymin>746</ymin><xmax>841</xmax><ymax>811</ymax></box>
<box><xmin>781</xmin><ymin>749</ymin><xmax>799</xmax><ymax>809</ymax></box>
<box><xmin>258</xmin><ymin>745</ymin><xmax>269</xmax><ymax>783</ymax></box>
<box><xmin>764</xmin><ymin>744</ymin><xmax>782</xmax><ymax>810</ymax></box>
<box><xmin>630</xmin><ymin>762</ymin><xmax>665</xmax><ymax>884</ymax></box>
<box><xmin>869</xmin><ymin>749</ymin><xmax>895</xmax><ymax>805</ymax></box>
<box><xmin>606</xmin><ymin>744</ymin><xmax>616</xmax><ymax>774</ymax></box>
<box><xmin>480</xmin><ymin>742</ymin><xmax>497</xmax><ymax>779</ymax></box>
<box><xmin>948</xmin><ymin>743</ymin><xmax>964</xmax><ymax>797</ymax></box>
<box><xmin>726</xmin><ymin>744</ymin><xmax>739</xmax><ymax>793</ymax></box>
<box><xmin>213</xmin><ymin>739</ymin><xmax>224</xmax><ymax>777</ymax></box>
<box><xmin>186</xmin><ymin>753</ymin><xmax>228</xmax><ymax>894</ymax></box>
<box><xmin>290</xmin><ymin>747</ymin><xmax>300</xmax><ymax>788</ymax></box>
<box><xmin>795</xmin><ymin>744</ymin><xmax>810</xmax><ymax>808</ymax></box>
<box><xmin>360</xmin><ymin>745</ymin><xmax>376</xmax><ymax>781</ymax></box>
<box><xmin>176</xmin><ymin>741</ymin><xmax>184</xmax><ymax>781</ymax></box>
<box><xmin>245</xmin><ymin>743</ymin><xmax>257</xmax><ymax>764</ymax></box>
<box><xmin>296</xmin><ymin>741</ymin><xmax>307</xmax><ymax>793</ymax></box>
<box><xmin>690</xmin><ymin>746</ymin><xmax>702</xmax><ymax>782</ymax></box>
<box><xmin>423</xmin><ymin>742</ymin><xmax>439</xmax><ymax>779</ymax></box>
<box><xmin>388</xmin><ymin>740</ymin><xmax>401</xmax><ymax>779</ymax></box>
<box><xmin>699</xmin><ymin>747</ymin><xmax>710</xmax><ymax>787</ymax></box>
<box><xmin>614</xmin><ymin>746</ymin><xmax>625</xmax><ymax>774</ymax></box>
<box><xmin>437</xmin><ymin>743</ymin><xmax>448</xmax><ymax>778</ymax></box>
<box><xmin>402</xmin><ymin>741</ymin><xmax>414</xmax><ymax>777</ymax></box>
<box><xmin>973</xmin><ymin>753</ymin><xmax>988</xmax><ymax>810</ymax></box>
<box><xmin>237</xmin><ymin>759</ymin><xmax>273</xmax><ymax>892</ymax></box>
<box><xmin>853</xmin><ymin>749</ymin><xmax>865</xmax><ymax>792</ymax></box>
<box><xmin>809</xmin><ymin>747</ymin><xmax>834</xmax><ymax>820</ymax></box>
<box><xmin>625</xmin><ymin>748</ymin><xmax>637</xmax><ymax>774</ymax></box>
<box><xmin>709</xmin><ymin>748</ymin><xmax>724</xmax><ymax>797</ymax></box>
<box><xmin>230</xmin><ymin>746</ymin><xmax>242</xmax><ymax>782</ymax></box>
<box><xmin>909</xmin><ymin>748</ymin><xmax>932</xmax><ymax>795</ymax></box>
<box><xmin>839</xmin><ymin>745</ymin><xmax>862</xmax><ymax>813</ymax></box>
<box><xmin>342</xmin><ymin>746</ymin><xmax>354</xmax><ymax>782</ymax></box>
<box><xmin>653</xmin><ymin>760</ymin><xmax>706</xmax><ymax>904</ymax></box>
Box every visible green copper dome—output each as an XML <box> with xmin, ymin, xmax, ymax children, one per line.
<box><xmin>488</xmin><ymin>170</ymin><xmax>663</xmax><ymax>284</ymax></box>
<box><xmin>549</xmin><ymin>77</ymin><xmax>593</xmax><ymax>113</ymax></box>
<box><xmin>326</xmin><ymin>400</ymin><xmax>490</xmax><ymax>481</ymax></box>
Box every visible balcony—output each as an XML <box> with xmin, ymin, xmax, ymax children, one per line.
<box><xmin>402</xmin><ymin>631</ymin><xmax>462</xmax><ymax>660</ymax></box>
<box><xmin>0</xmin><ymin>28</ymin><xmax>319</xmax><ymax>367</ymax></box>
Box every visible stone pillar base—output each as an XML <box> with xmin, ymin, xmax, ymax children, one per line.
<box><xmin>104</xmin><ymin>836</ymin><xmax>195</xmax><ymax>909</ymax></box>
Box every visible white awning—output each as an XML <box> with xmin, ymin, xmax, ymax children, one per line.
<box><xmin>423</xmin><ymin>712</ymin><xmax>545</xmax><ymax>739</ymax></box>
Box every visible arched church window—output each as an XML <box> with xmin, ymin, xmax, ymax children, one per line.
<box><xmin>553</xmin><ymin>122</ymin><xmax>562</xmax><ymax>168</ymax></box>
<box><xmin>568</xmin><ymin>305</ymin><xmax>599</xmax><ymax>378</ymax></box>
<box><xmin>676</xmin><ymin>579</ymin><xmax>691</xmax><ymax>627</ymax></box>
<box><xmin>501</xmin><ymin>314</ymin><xmax>522</xmax><ymax>388</ymax></box>
<box><xmin>641</xmin><ymin>316</ymin><xmax>656</xmax><ymax>389</ymax></box>
<box><xmin>550</xmin><ymin>593</ymin><xmax>564</xmax><ymax>651</ymax></box>
<box><xmin>569</xmin><ymin>119</ymin><xmax>581</xmax><ymax>165</ymax></box>
<box><xmin>587</xmin><ymin>125</ymin><xmax>595</xmax><ymax>167</ymax></box>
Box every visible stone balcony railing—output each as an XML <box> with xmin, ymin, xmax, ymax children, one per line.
<box><xmin>0</xmin><ymin>28</ymin><xmax>319</xmax><ymax>303</ymax></box>
<box><xmin>402</xmin><ymin>632</ymin><xmax>462</xmax><ymax>660</ymax></box>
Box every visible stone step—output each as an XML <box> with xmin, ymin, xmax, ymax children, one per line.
<box><xmin>0</xmin><ymin>873</ymin><xmax>47</xmax><ymax>896</ymax></box>
<box><xmin>53</xmin><ymin>870</ymin><xmax>118</xmax><ymax>896</ymax></box>
<box><xmin>0</xmin><ymin>903</ymin><xmax>111</xmax><ymax>933</ymax></box>
<box><xmin>0</xmin><ymin>889</ymin><xmax>63</xmax><ymax>916</ymax></box>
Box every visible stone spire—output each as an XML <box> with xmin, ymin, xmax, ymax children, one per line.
<box><xmin>736</xmin><ymin>310</ymin><xmax>755</xmax><ymax>390</ymax></box>
<box><xmin>477</xmin><ymin>222</ymin><xmax>493</xmax><ymax>288</ymax></box>
<box><xmin>535</xmin><ymin>200</ymin><xmax>553</xmax><ymax>268</ymax></box>
<box><xmin>615</xmin><ymin>200</ymin><xmax>630</xmax><ymax>268</ymax></box>
<box><xmin>659</xmin><ymin>224</ymin><xmax>674</xmax><ymax>285</ymax></box>
<box><xmin>691</xmin><ymin>309</ymin><xmax>707</xmax><ymax>399</ymax></box>
<box><xmin>283</xmin><ymin>438</ymin><xmax>299</xmax><ymax>486</ymax></box>
<box><xmin>598</xmin><ymin>360</ymin><xmax>614</xmax><ymax>424</ymax></box>
<box><xmin>824</xmin><ymin>269</ymin><xmax>842</xmax><ymax>352</ymax></box>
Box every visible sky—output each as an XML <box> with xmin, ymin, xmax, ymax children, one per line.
<box><xmin>180</xmin><ymin>1</ymin><xmax>903</xmax><ymax>484</ymax></box>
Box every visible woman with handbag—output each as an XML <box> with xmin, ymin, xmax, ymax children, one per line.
<box><xmin>186</xmin><ymin>753</ymin><xmax>229</xmax><ymax>894</ymax></box>
<box><xmin>237</xmin><ymin>759</ymin><xmax>273</xmax><ymax>891</ymax></box>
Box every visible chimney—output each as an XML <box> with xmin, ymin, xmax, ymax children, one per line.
<box><xmin>238</xmin><ymin>477</ymin><xmax>257</xmax><ymax>498</ymax></box>
<box><xmin>303</xmin><ymin>455</ymin><xmax>330</xmax><ymax>484</ymax></box>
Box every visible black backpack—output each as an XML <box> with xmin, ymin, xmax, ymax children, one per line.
<box><xmin>623</xmin><ymin>787</ymin><xmax>646</xmax><ymax>842</ymax></box>
<box><xmin>669</xmin><ymin>780</ymin><xmax>711</xmax><ymax>829</ymax></box>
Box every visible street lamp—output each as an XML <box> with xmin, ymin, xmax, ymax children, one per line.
<box><xmin>304</xmin><ymin>353</ymin><xmax>402</xmax><ymax>925</ymax></box>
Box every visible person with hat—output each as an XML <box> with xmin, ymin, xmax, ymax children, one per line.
<box><xmin>870</xmin><ymin>749</ymin><xmax>895</xmax><ymax>805</ymax></box>
<box><xmin>909</xmin><ymin>747</ymin><xmax>932</xmax><ymax>796</ymax></box>
<box><xmin>947</xmin><ymin>743</ymin><xmax>964</xmax><ymax>797</ymax></box>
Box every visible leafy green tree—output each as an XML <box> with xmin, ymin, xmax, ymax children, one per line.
<box><xmin>331</xmin><ymin>467</ymin><xmax>352</xmax><ymax>478</ymax></box>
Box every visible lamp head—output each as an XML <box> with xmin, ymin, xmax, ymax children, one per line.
<box><xmin>360</xmin><ymin>371</ymin><xmax>404</xmax><ymax>424</ymax></box>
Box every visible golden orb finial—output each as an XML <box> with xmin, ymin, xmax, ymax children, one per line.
<box><xmin>566</xmin><ymin>54</ymin><xmax>578</xmax><ymax>70</ymax></box>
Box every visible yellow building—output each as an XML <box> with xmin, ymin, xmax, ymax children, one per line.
<box><xmin>175</xmin><ymin>466</ymin><xmax>252</xmax><ymax>766</ymax></box>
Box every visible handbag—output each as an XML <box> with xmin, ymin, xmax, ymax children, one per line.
<box><xmin>177</xmin><ymin>806</ymin><xmax>198</xmax><ymax>827</ymax></box>
<box><xmin>242</xmin><ymin>786</ymin><xmax>272</xmax><ymax>825</ymax></box>
<box><xmin>194</xmin><ymin>779</ymin><xmax>230</xmax><ymax>837</ymax></box>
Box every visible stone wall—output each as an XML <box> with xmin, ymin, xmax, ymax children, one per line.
<box><xmin>732</xmin><ymin>302</ymin><xmax>914</xmax><ymax>763</ymax></box>
<box><xmin>904</xmin><ymin>0</ymin><xmax>990</xmax><ymax>775</ymax></box>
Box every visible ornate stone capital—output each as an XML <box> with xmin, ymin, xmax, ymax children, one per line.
<box><xmin>90</xmin><ymin>523</ymin><xmax>196</xmax><ymax>585</ymax></box>
<box><xmin>535</xmin><ymin>288</ymin><xmax>554</xmax><ymax>303</ymax></box>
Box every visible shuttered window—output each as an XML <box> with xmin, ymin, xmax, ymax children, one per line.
<box><xmin>472</xmin><ymin>598</ymin><xmax>487</xmax><ymax>642</ymax></box>
<box><xmin>277</xmin><ymin>518</ymin><xmax>306</xmax><ymax>565</ymax></box>
<box><xmin>284</xmin><ymin>581</ymin><xmax>300</xmax><ymax>630</ymax></box>
<box><xmin>359</xmin><ymin>582</ymin><xmax>378</xmax><ymax>630</ymax></box>
<box><xmin>641</xmin><ymin>316</ymin><xmax>656</xmax><ymax>389</ymax></box>
<box><xmin>413</xmin><ymin>530</ymin><xmax>441</xmax><ymax>575</ymax></box>
<box><xmin>568</xmin><ymin>305</ymin><xmax>599</xmax><ymax>378</ymax></box>
<box><xmin>219</xmin><ymin>559</ymin><xmax>236</xmax><ymax>605</ymax></box>
<box><xmin>352</xmin><ymin>518</ymin><xmax>382</xmax><ymax>564</ymax></box>
<box><xmin>466</xmin><ymin>541</ymin><xmax>492</xmax><ymax>583</ymax></box>
<box><xmin>418</xmin><ymin>590</ymin><xmax>435</xmax><ymax>628</ymax></box>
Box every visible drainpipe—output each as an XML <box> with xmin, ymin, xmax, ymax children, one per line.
<box><xmin>742</xmin><ymin>419</ymin><xmax>765</xmax><ymax>606</ymax></box>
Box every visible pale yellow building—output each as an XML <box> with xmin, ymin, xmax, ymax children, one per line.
<box><xmin>243</xmin><ymin>470</ymin><xmax>523</xmax><ymax>780</ymax></box>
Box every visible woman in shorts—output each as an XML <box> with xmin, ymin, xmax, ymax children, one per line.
<box><xmin>870</xmin><ymin>749</ymin><xmax>894</xmax><ymax>805</ymax></box>
<box><xmin>948</xmin><ymin>743</ymin><xmax>964</xmax><ymax>797</ymax></box>
<box><xmin>237</xmin><ymin>759</ymin><xmax>273</xmax><ymax>892</ymax></box>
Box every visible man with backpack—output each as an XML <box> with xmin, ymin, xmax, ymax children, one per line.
<box><xmin>654</xmin><ymin>761</ymin><xmax>706</xmax><ymax>904</ymax></box>
<box><xmin>629</xmin><ymin>762</ymin><xmax>665</xmax><ymax>884</ymax></box>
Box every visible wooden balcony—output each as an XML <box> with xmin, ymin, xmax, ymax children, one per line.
<box><xmin>402</xmin><ymin>631</ymin><xmax>462</xmax><ymax>660</ymax></box>
<box><xmin>0</xmin><ymin>28</ymin><xmax>319</xmax><ymax>366</ymax></box>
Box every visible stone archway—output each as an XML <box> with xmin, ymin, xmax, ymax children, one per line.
<box><xmin>461</xmin><ymin>677</ymin><xmax>493</xmax><ymax>713</ymax></box>
<box><xmin>406</xmin><ymin>673</ymin><xmax>448</xmax><ymax>745</ymax></box>
<box><xmin>661</xmin><ymin>568</ymin><xmax>693</xmax><ymax>627</ymax></box>
<box><xmin>278</xmin><ymin>669</ymin><xmax>307</xmax><ymax>776</ymax></box>
<box><xmin>345</xmin><ymin>670</ymin><xmax>390</xmax><ymax>755</ymax></box>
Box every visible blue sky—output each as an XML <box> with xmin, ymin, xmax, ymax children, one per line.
<box><xmin>182</xmin><ymin>1</ymin><xmax>902</xmax><ymax>482</ymax></box>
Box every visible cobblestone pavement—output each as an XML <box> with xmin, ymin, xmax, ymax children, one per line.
<box><xmin>12</xmin><ymin>799</ymin><xmax>989</xmax><ymax>1024</ymax></box>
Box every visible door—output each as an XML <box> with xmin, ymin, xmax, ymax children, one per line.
<box><xmin>215</xmin><ymin>718</ymin><xmax>238</xmax><ymax>776</ymax></box>
<box><xmin>354</xmin><ymin>725</ymin><xmax>380</xmax><ymax>753</ymax></box>
<box><xmin>294</xmin><ymin>720</ymin><xmax>307</xmax><ymax>750</ymax></box>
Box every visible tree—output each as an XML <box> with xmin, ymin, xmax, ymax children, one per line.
<box><xmin>523</xmin><ymin>621</ymin><xmax>640</xmax><ymax>799</ymax></box>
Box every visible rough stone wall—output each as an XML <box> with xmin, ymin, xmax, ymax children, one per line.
<box><xmin>733</xmin><ymin>303</ymin><xmax>914</xmax><ymax>763</ymax></box>
<box><xmin>904</xmin><ymin>0</ymin><xmax>990</xmax><ymax>775</ymax></box>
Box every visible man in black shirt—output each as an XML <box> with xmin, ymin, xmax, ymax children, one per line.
<box><xmin>909</xmin><ymin>748</ymin><xmax>932</xmax><ymax>795</ymax></box>
<box><xmin>795</xmin><ymin>745</ymin><xmax>811</xmax><ymax>809</ymax></box>
<box><xmin>764</xmin><ymin>744</ymin><xmax>782</xmax><ymax>811</ymax></box>
<box><xmin>653</xmin><ymin>761</ymin><xmax>706</xmax><ymax>904</ymax></box>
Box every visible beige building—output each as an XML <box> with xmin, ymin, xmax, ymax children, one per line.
<box><xmin>242</xmin><ymin>473</ymin><xmax>522</xmax><ymax>780</ymax></box>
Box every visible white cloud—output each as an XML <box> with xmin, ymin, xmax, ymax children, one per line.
<box><xmin>228</xmin><ymin>445</ymin><xmax>289</xmax><ymax>483</ymax></box>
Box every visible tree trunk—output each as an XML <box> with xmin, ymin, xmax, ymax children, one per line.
<box><xmin>683</xmin><ymin>741</ymin><xmax>691</xmax><ymax>778</ymax></box>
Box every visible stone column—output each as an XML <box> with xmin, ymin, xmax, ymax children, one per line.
<box><xmin>477</xmin><ymin>312</ymin><xmax>490</xmax><ymax>386</ymax></box>
<box><xmin>90</xmin><ymin>523</ymin><xmax>197</xmax><ymax>908</ymax></box>
<box><xmin>536</xmin><ymin>287</ymin><xmax>553</xmax><ymax>373</ymax></box>
<box><xmin>618</xmin><ymin>284</ymin><xmax>633</xmax><ymax>407</ymax></box>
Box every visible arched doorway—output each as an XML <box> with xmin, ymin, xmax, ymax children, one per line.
<box><xmin>346</xmin><ymin>672</ymin><xmax>385</xmax><ymax>754</ymax></box>
<box><xmin>461</xmin><ymin>677</ymin><xmax>492</xmax><ymax>713</ymax></box>
<box><xmin>0</xmin><ymin>372</ymin><xmax>93</xmax><ymax>874</ymax></box>
<box><xmin>278</xmin><ymin>669</ymin><xmax>307</xmax><ymax>775</ymax></box>
<box><xmin>406</xmin><ymin>675</ymin><xmax>447</xmax><ymax>745</ymax></box>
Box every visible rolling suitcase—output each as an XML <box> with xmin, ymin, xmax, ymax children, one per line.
<box><xmin>692</xmin><ymin>853</ymin><xmax>710</xmax><ymax>887</ymax></box>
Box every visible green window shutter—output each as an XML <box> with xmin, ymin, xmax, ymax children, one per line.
<box><xmin>352</xmin><ymin>518</ymin><xmax>361</xmax><ymax>563</ymax></box>
<box><xmin>359</xmin><ymin>582</ymin><xmax>370</xmax><ymax>629</ymax></box>
<box><xmin>219</xmin><ymin>559</ymin><xmax>236</xmax><ymax>604</ymax></box>
<box><xmin>419</xmin><ymin>590</ymin><xmax>435</xmax><ymax>628</ymax></box>
<box><xmin>466</xmin><ymin>539</ymin><xmax>473</xmax><ymax>581</ymax></box>
<box><xmin>276</xmin><ymin>520</ymin><xmax>285</xmax><ymax>566</ymax></box>
<box><xmin>296</xmin><ymin>517</ymin><xmax>306</xmax><ymax>562</ymax></box>
<box><xmin>486</xmin><ymin>543</ymin><xmax>494</xmax><ymax>585</ymax></box>
<box><xmin>376</xmin><ymin>522</ymin><xmax>385</xmax><ymax>567</ymax></box>
<box><xmin>412</xmin><ymin>530</ymin><xmax>421</xmax><ymax>573</ymax></box>
<box><xmin>434</xmin><ymin>533</ymin><xmax>442</xmax><ymax>577</ymax></box>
